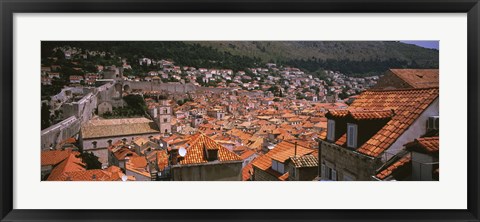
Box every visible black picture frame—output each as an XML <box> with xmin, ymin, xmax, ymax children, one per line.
<box><xmin>1</xmin><ymin>0</ymin><xmax>479</xmax><ymax>221</ymax></box>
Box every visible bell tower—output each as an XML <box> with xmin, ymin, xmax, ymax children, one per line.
<box><xmin>158</xmin><ymin>99</ymin><xmax>172</xmax><ymax>134</ymax></box>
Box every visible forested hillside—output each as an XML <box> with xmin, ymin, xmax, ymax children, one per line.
<box><xmin>41</xmin><ymin>41</ymin><xmax>438</xmax><ymax>76</ymax></box>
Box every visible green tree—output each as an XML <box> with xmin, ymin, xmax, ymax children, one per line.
<box><xmin>77</xmin><ymin>152</ymin><xmax>102</xmax><ymax>170</ymax></box>
<box><xmin>123</xmin><ymin>94</ymin><xmax>147</xmax><ymax>115</ymax></box>
<box><xmin>41</xmin><ymin>103</ymin><xmax>51</xmax><ymax>130</ymax></box>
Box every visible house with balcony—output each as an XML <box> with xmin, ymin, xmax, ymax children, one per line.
<box><xmin>374</xmin><ymin>136</ymin><xmax>439</xmax><ymax>181</ymax></box>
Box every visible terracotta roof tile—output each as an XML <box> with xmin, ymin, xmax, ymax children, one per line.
<box><xmin>253</xmin><ymin>141</ymin><xmax>314</xmax><ymax>180</ymax></box>
<box><xmin>375</xmin><ymin>154</ymin><xmax>411</xmax><ymax>180</ymax></box>
<box><xmin>41</xmin><ymin>150</ymin><xmax>78</xmax><ymax>166</ymax></box>
<box><xmin>242</xmin><ymin>161</ymin><xmax>254</xmax><ymax>181</ymax></box>
<box><xmin>335</xmin><ymin>134</ymin><xmax>347</xmax><ymax>146</ymax></box>
<box><xmin>289</xmin><ymin>154</ymin><xmax>318</xmax><ymax>168</ymax></box>
<box><xmin>51</xmin><ymin>165</ymin><xmax>131</xmax><ymax>181</ymax></box>
<box><xmin>240</xmin><ymin>150</ymin><xmax>256</xmax><ymax>160</ymax></box>
<box><xmin>129</xmin><ymin>156</ymin><xmax>148</xmax><ymax>169</ymax></box>
<box><xmin>326</xmin><ymin>109</ymin><xmax>349</xmax><ymax>118</ymax></box>
<box><xmin>331</xmin><ymin>88</ymin><xmax>439</xmax><ymax>157</ymax></box>
<box><xmin>389</xmin><ymin>69</ymin><xmax>439</xmax><ymax>88</ymax></box>
<box><xmin>278</xmin><ymin>172</ymin><xmax>289</xmax><ymax>181</ymax></box>
<box><xmin>81</xmin><ymin>118</ymin><xmax>159</xmax><ymax>139</ymax></box>
<box><xmin>61</xmin><ymin>169</ymin><xmax>124</xmax><ymax>181</ymax></box>
<box><xmin>406</xmin><ymin>136</ymin><xmax>439</xmax><ymax>154</ymax></box>
<box><xmin>318</xmin><ymin>131</ymin><xmax>327</xmax><ymax>140</ymax></box>
<box><xmin>47</xmin><ymin>154</ymin><xmax>86</xmax><ymax>181</ymax></box>
<box><xmin>179</xmin><ymin>133</ymin><xmax>242</xmax><ymax>165</ymax></box>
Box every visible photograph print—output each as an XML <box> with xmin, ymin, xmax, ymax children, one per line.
<box><xmin>40</xmin><ymin>41</ymin><xmax>439</xmax><ymax>181</ymax></box>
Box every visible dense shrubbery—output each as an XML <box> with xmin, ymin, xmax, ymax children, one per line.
<box><xmin>284</xmin><ymin>58</ymin><xmax>438</xmax><ymax>76</ymax></box>
<box><xmin>101</xmin><ymin>94</ymin><xmax>147</xmax><ymax>119</ymax></box>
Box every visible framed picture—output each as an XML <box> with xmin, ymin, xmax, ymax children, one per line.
<box><xmin>1</xmin><ymin>0</ymin><xmax>479</xmax><ymax>221</ymax></box>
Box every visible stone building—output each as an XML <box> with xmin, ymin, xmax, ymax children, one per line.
<box><xmin>319</xmin><ymin>87</ymin><xmax>439</xmax><ymax>181</ymax></box>
<box><xmin>207</xmin><ymin>108</ymin><xmax>226</xmax><ymax>120</ymax></box>
<box><xmin>80</xmin><ymin>117</ymin><xmax>160</xmax><ymax>167</ymax></box>
<box><xmin>157</xmin><ymin>99</ymin><xmax>172</xmax><ymax>134</ymax></box>
<box><xmin>170</xmin><ymin>133</ymin><xmax>243</xmax><ymax>181</ymax></box>
<box><xmin>97</xmin><ymin>101</ymin><xmax>113</xmax><ymax>115</ymax></box>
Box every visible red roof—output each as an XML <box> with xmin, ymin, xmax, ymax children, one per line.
<box><xmin>389</xmin><ymin>69</ymin><xmax>439</xmax><ymax>88</ymax></box>
<box><xmin>111</xmin><ymin>147</ymin><xmax>138</xmax><ymax>161</ymax></box>
<box><xmin>61</xmin><ymin>169</ymin><xmax>122</xmax><ymax>181</ymax></box>
<box><xmin>41</xmin><ymin>150</ymin><xmax>78</xmax><ymax>166</ymax></box>
<box><xmin>406</xmin><ymin>137</ymin><xmax>439</xmax><ymax>154</ymax></box>
<box><xmin>327</xmin><ymin>88</ymin><xmax>439</xmax><ymax>157</ymax></box>
<box><xmin>242</xmin><ymin>162</ymin><xmax>254</xmax><ymax>181</ymax></box>
<box><xmin>327</xmin><ymin>109</ymin><xmax>394</xmax><ymax>120</ymax></box>
<box><xmin>51</xmin><ymin>166</ymin><xmax>126</xmax><ymax>181</ymax></box>
<box><xmin>239</xmin><ymin>149</ymin><xmax>256</xmax><ymax>160</ymax></box>
<box><xmin>252</xmin><ymin>141</ymin><xmax>314</xmax><ymax>180</ymax></box>
<box><xmin>375</xmin><ymin>154</ymin><xmax>411</xmax><ymax>180</ymax></box>
<box><xmin>179</xmin><ymin>133</ymin><xmax>242</xmax><ymax>165</ymax></box>
<box><xmin>349</xmin><ymin>109</ymin><xmax>394</xmax><ymax>120</ymax></box>
<box><xmin>47</xmin><ymin>153</ymin><xmax>86</xmax><ymax>181</ymax></box>
<box><xmin>327</xmin><ymin>109</ymin><xmax>349</xmax><ymax>118</ymax></box>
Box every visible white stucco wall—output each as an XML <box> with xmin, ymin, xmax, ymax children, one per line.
<box><xmin>411</xmin><ymin>152</ymin><xmax>436</xmax><ymax>181</ymax></box>
<box><xmin>383</xmin><ymin>97</ymin><xmax>439</xmax><ymax>159</ymax></box>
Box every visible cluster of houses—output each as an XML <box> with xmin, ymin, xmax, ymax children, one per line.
<box><xmin>42</xmin><ymin>45</ymin><xmax>382</xmax><ymax>106</ymax></box>
<box><xmin>40</xmin><ymin>45</ymin><xmax>440</xmax><ymax>182</ymax></box>
<box><xmin>130</xmin><ymin>58</ymin><xmax>378</xmax><ymax>103</ymax></box>
<box><xmin>41</xmin><ymin>61</ymin><xmax>440</xmax><ymax>181</ymax></box>
<box><xmin>324</xmin><ymin>70</ymin><xmax>379</xmax><ymax>99</ymax></box>
<box><xmin>41</xmin><ymin>46</ymin><xmax>126</xmax><ymax>87</ymax></box>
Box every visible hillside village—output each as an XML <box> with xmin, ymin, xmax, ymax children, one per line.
<box><xmin>41</xmin><ymin>45</ymin><xmax>439</xmax><ymax>181</ymax></box>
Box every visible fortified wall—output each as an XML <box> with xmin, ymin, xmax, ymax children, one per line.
<box><xmin>123</xmin><ymin>82</ymin><xmax>198</xmax><ymax>93</ymax></box>
<box><xmin>40</xmin><ymin>116</ymin><xmax>81</xmax><ymax>150</ymax></box>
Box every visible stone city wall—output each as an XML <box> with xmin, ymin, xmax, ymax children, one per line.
<box><xmin>41</xmin><ymin>116</ymin><xmax>81</xmax><ymax>150</ymax></box>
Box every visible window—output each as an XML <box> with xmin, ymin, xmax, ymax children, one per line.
<box><xmin>322</xmin><ymin>164</ymin><xmax>337</xmax><ymax>181</ymax></box>
<box><xmin>347</xmin><ymin>123</ymin><xmax>358</xmax><ymax>148</ymax></box>
<box><xmin>327</xmin><ymin>119</ymin><xmax>335</xmax><ymax>141</ymax></box>
<box><xmin>272</xmin><ymin>160</ymin><xmax>278</xmax><ymax>171</ymax></box>
<box><xmin>163</xmin><ymin>118</ymin><xmax>168</xmax><ymax>123</ymax></box>
<box><xmin>277</xmin><ymin>163</ymin><xmax>284</xmax><ymax>174</ymax></box>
